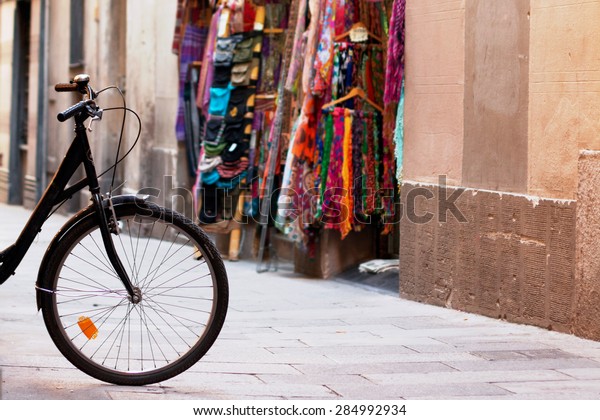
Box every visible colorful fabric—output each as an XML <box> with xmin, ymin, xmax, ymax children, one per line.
<box><xmin>216</xmin><ymin>171</ymin><xmax>248</xmax><ymax>189</ymax></box>
<box><xmin>243</xmin><ymin>0</ymin><xmax>258</xmax><ymax>33</ymax></box>
<box><xmin>200</xmin><ymin>155</ymin><xmax>223</xmax><ymax>173</ymax></box>
<box><xmin>172</xmin><ymin>0</ymin><xmax>186</xmax><ymax>54</ymax></box>
<box><xmin>285</xmin><ymin>0</ymin><xmax>307</xmax><ymax>92</ymax></box>
<box><xmin>176</xmin><ymin>24</ymin><xmax>208</xmax><ymax>142</ymax></box>
<box><xmin>302</xmin><ymin>0</ymin><xmax>322</xmax><ymax>95</ymax></box>
<box><xmin>197</xmin><ymin>8</ymin><xmax>221</xmax><ymax>113</ymax></box>
<box><xmin>208</xmin><ymin>84</ymin><xmax>233</xmax><ymax>116</ymax></box>
<box><xmin>344</xmin><ymin>0</ymin><xmax>355</xmax><ymax>31</ymax></box>
<box><xmin>316</xmin><ymin>112</ymin><xmax>334</xmax><ymax>221</ymax></box>
<box><xmin>323</xmin><ymin>108</ymin><xmax>345</xmax><ymax>229</ymax></box>
<box><xmin>217</xmin><ymin>158</ymin><xmax>249</xmax><ymax>179</ymax></box>
<box><xmin>313</xmin><ymin>0</ymin><xmax>335</xmax><ymax>96</ymax></box>
<box><xmin>340</xmin><ymin>109</ymin><xmax>353</xmax><ymax>239</ymax></box>
<box><xmin>291</xmin><ymin>95</ymin><xmax>318</xmax><ymax>163</ymax></box>
<box><xmin>360</xmin><ymin>114</ymin><xmax>371</xmax><ymax>215</ymax></box>
<box><xmin>276</xmin><ymin>117</ymin><xmax>301</xmax><ymax>234</ymax></box>
<box><xmin>394</xmin><ymin>78</ymin><xmax>405</xmax><ymax>182</ymax></box>
<box><xmin>364</xmin><ymin>112</ymin><xmax>376</xmax><ymax>214</ymax></box>
<box><xmin>370</xmin><ymin>46</ymin><xmax>385</xmax><ymax>106</ymax></box>
<box><xmin>351</xmin><ymin>111</ymin><xmax>365</xmax><ymax>222</ymax></box>
<box><xmin>384</xmin><ymin>0</ymin><xmax>406</xmax><ymax>105</ymax></box>
<box><xmin>335</xmin><ymin>0</ymin><xmax>346</xmax><ymax>36</ymax></box>
<box><xmin>202</xmin><ymin>169</ymin><xmax>220</xmax><ymax>185</ymax></box>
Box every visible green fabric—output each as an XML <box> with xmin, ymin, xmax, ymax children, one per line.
<box><xmin>316</xmin><ymin>112</ymin><xmax>334</xmax><ymax>220</ymax></box>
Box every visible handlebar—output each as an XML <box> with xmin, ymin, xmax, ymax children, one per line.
<box><xmin>57</xmin><ymin>100</ymin><xmax>95</xmax><ymax>122</ymax></box>
<box><xmin>54</xmin><ymin>82</ymin><xmax>79</xmax><ymax>92</ymax></box>
<box><xmin>55</xmin><ymin>74</ymin><xmax>101</xmax><ymax>123</ymax></box>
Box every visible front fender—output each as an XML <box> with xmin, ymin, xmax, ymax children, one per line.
<box><xmin>35</xmin><ymin>194</ymin><xmax>148</xmax><ymax>310</ymax></box>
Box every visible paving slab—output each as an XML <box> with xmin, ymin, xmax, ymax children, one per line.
<box><xmin>2</xmin><ymin>202</ymin><xmax>600</xmax><ymax>400</ymax></box>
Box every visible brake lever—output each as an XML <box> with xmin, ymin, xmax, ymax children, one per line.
<box><xmin>87</xmin><ymin>108</ymin><xmax>103</xmax><ymax>132</ymax></box>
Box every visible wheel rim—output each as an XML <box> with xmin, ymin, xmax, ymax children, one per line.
<box><xmin>49</xmin><ymin>213</ymin><xmax>219</xmax><ymax>376</ymax></box>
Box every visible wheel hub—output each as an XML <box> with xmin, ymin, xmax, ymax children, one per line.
<box><xmin>130</xmin><ymin>286</ymin><xmax>142</xmax><ymax>304</ymax></box>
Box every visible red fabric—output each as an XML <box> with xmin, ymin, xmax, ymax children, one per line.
<box><xmin>243</xmin><ymin>1</ymin><xmax>257</xmax><ymax>32</ymax></box>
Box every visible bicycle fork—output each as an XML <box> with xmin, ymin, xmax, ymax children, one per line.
<box><xmin>91</xmin><ymin>193</ymin><xmax>141</xmax><ymax>304</ymax></box>
<box><xmin>76</xmin><ymin>121</ymin><xmax>140</xmax><ymax>304</ymax></box>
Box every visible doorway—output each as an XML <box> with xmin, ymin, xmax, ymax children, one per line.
<box><xmin>8</xmin><ymin>0</ymin><xmax>31</xmax><ymax>205</ymax></box>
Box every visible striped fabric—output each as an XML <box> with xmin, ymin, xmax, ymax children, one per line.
<box><xmin>176</xmin><ymin>24</ymin><xmax>208</xmax><ymax>142</ymax></box>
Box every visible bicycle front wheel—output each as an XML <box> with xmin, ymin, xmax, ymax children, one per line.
<box><xmin>39</xmin><ymin>202</ymin><xmax>228</xmax><ymax>385</ymax></box>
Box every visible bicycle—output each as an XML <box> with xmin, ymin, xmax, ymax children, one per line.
<box><xmin>0</xmin><ymin>74</ymin><xmax>228</xmax><ymax>386</ymax></box>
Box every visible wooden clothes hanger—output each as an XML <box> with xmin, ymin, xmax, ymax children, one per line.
<box><xmin>322</xmin><ymin>87</ymin><xmax>384</xmax><ymax>113</ymax></box>
<box><xmin>334</xmin><ymin>22</ymin><xmax>383</xmax><ymax>44</ymax></box>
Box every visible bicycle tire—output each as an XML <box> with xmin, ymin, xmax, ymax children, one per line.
<box><xmin>39</xmin><ymin>201</ymin><xmax>228</xmax><ymax>385</ymax></box>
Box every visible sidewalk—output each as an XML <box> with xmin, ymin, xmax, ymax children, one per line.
<box><xmin>1</xmin><ymin>202</ymin><xmax>600</xmax><ymax>400</ymax></box>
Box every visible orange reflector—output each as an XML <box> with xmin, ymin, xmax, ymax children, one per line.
<box><xmin>78</xmin><ymin>316</ymin><xmax>98</xmax><ymax>340</ymax></box>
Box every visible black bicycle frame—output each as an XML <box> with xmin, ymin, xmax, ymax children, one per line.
<box><xmin>0</xmin><ymin>112</ymin><xmax>136</xmax><ymax>299</ymax></box>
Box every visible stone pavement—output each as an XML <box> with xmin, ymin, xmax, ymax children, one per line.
<box><xmin>1</xmin><ymin>202</ymin><xmax>600</xmax><ymax>400</ymax></box>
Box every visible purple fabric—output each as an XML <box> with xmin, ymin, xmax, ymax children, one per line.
<box><xmin>323</xmin><ymin>108</ymin><xmax>345</xmax><ymax>229</ymax></box>
<box><xmin>176</xmin><ymin>25</ymin><xmax>208</xmax><ymax>141</ymax></box>
<box><xmin>383</xmin><ymin>0</ymin><xmax>405</xmax><ymax>105</ymax></box>
<box><xmin>197</xmin><ymin>9</ymin><xmax>221</xmax><ymax>115</ymax></box>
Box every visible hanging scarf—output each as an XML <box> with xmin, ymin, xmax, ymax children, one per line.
<box><xmin>364</xmin><ymin>112</ymin><xmax>377</xmax><ymax>214</ymax></box>
<box><xmin>367</xmin><ymin>112</ymin><xmax>381</xmax><ymax>213</ymax></box>
<box><xmin>313</xmin><ymin>116</ymin><xmax>325</xmax><ymax>203</ymax></box>
<box><xmin>176</xmin><ymin>24</ymin><xmax>208</xmax><ymax>142</ymax></box>
<box><xmin>394</xmin><ymin>79</ymin><xmax>405</xmax><ymax>183</ymax></box>
<box><xmin>323</xmin><ymin>108</ymin><xmax>345</xmax><ymax>230</ymax></box>
<box><xmin>383</xmin><ymin>0</ymin><xmax>406</xmax><ymax>105</ymax></box>
<box><xmin>352</xmin><ymin>111</ymin><xmax>365</xmax><ymax>223</ymax></box>
<box><xmin>345</xmin><ymin>0</ymin><xmax>355</xmax><ymax>30</ymax></box>
<box><xmin>335</xmin><ymin>0</ymin><xmax>346</xmax><ymax>36</ymax></box>
<box><xmin>376</xmin><ymin>113</ymin><xmax>394</xmax><ymax>221</ymax></box>
<box><xmin>172</xmin><ymin>0</ymin><xmax>186</xmax><ymax>54</ymax></box>
<box><xmin>313</xmin><ymin>0</ymin><xmax>335</xmax><ymax>96</ymax></box>
<box><xmin>340</xmin><ymin>109</ymin><xmax>353</xmax><ymax>239</ymax></box>
<box><xmin>285</xmin><ymin>0</ymin><xmax>307</xmax><ymax>92</ymax></box>
<box><xmin>316</xmin><ymin>112</ymin><xmax>334</xmax><ymax>221</ymax></box>
<box><xmin>276</xmin><ymin>117</ymin><xmax>301</xmax><ymax>235</ymax></box>
<box><xmin>196</xmin><ymin>8</ymin><xmax>221</xmax><ymax>113</ymax></box>
<box><xmin>302</xmin><ymin>0</ymin><xmax>322</xmax><ymax>95</ymax></box>
<box><xmin>291</xmin><ymin>94</ymin><xmax>318</xmax><ymax>163</ymax></box>
<box><xmin>370</xmin><ymin>46</ymin><xmax>386</xmax><ymax>106</ymax></box>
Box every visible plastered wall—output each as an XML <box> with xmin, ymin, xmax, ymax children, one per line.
<box><xmin>404</xmin><ymin>0</ymin><xmax>465</xmax><ymax>186</ymax></box>
<box><xmin>463</xmin><ymin>0</ymin><xmax>529</xmax><ymax>193</ymax></box>
<box><xmin>0</xmin><ymin>1</ymin><xmax>16</xmax><ymax>202</ymax></box>
<box><xmin>529</xmin><ymin>0</ymin><xmax>600</xmax><ymax>200</ymax></box>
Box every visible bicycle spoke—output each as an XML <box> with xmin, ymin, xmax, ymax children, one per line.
<box><xmin>72</xmin><ymin>244</ymin><xmax>118</xmax><ymax>278</ymax></box>
<box><xmin>88</xmin><ymin>233</ymin><xmax>117</xmax><ymax>275</ymax></box>
<box><xmin>142</xmin><ymin>296</ymin><xmax>210</xmax><ymax>329</ymax></box>
<box><xmin>139</xmin><ymin>233</ymin><xmax>187</xmax><ymax>291</ymax></box>
<box><xmin>141</xmin><ymin>248</ymin><xmax>204</xmax><ymax>293</ymax></box>
<box><xmin>144</xmin><ymin>275</ymin><xmax>214</xmax><ymax>300</ymax></box>
<box><xmin>141</xmin><ymin>223</ymin><xmax>169</xmax><ymax>289</ymax></box>
<box><xmin>137</xmin><ymin>301</ymin><xmax>194</xmax><ymax>352</ymax></box>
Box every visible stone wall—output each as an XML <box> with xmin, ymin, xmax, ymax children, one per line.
<box><xmin>400</xmin><ymin>181</ymin><xmax>577</xmax><ymax>334</ymax></box>
<box><xmin>573</xmin><ymin>151</ymin><xmax>600</xmax><ymax>340</ymax></box>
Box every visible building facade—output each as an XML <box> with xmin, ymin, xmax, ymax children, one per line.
<box><xmin>401</xmin><ymin>0</ymin><xmax>600</xmax><ymax>340</ymax></box>
<box><xmin>0</xmin><ymin>0</ymin><xmax>188</xmax><ymax>214</ymax></box>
